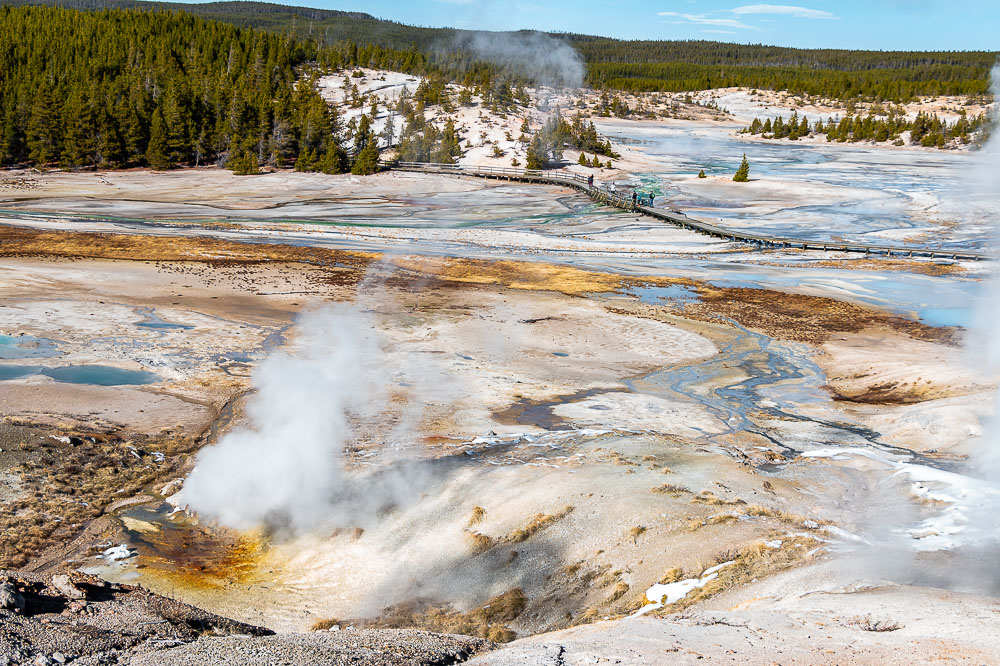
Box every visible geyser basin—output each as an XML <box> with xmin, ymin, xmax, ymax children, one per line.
<box><xmin>0</xmin><ymin>364</ymin><xmax>159</xmax><ymax>385</ymax></box>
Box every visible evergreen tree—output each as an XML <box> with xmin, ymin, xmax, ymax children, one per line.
<box><xmin>228</xmin><ymin>148</ymin><xmax>261</xmax><ymax>175</ymax></box>
<box><xmin>61</xmin><ymin>89</ymin><xmax>96</xmax><ymax>168</ymax></box>
<box><xmin>733</xmin><ymin>154</ymin><xmax>750</xmax><ymax>182</ymax></box>
<box><xmin>26</xmin><ymin>83</ymin><xmax>62</xmax><ymax>165</ymax></box>
<box><xmin>351</xmin><ymin>113</ymin><xmax>380</xmax><ymax>174</ymax></box>
<box><xmin>146</xmin><ymin>106</ymin><xmax>171</xmax><ymax>170</ymax></box>
<box><xmin>350</xmin><ymin>142</ymin><xmax>379</xmax><ymax>174</ymax></box>
<box><xmin>525</xmin><ymin>135</ymin><xmax>546</xmax><ymax>169</ymax></box>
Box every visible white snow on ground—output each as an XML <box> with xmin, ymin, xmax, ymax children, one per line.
<box><xmin>801</xmin><ymin>447</ymin><xmax>1000</xmax><ymax>551</ymax></box>
<box><xmin>99</xmin><ymin>544</ymin><xmax>136</xmax><ymax>561</ymax></box>
<box><xmin>317</xmin><ymin>69</ymin><xmax>423</xmax><ymax>143</ymax></box>
<box><xmin>631</xmin><ymin>561</ymin><xmax>735</xmax><ymax>617</ymax></box>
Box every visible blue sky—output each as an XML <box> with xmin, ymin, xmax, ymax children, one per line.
<box><xmin>205</xmin><ymin>0</ymin><xmax>998</xmax><ymax>51</ymax></box>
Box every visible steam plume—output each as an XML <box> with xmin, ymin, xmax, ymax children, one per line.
<box><xmin>453</xmin><ymin>30</ymin><xmax>585</xmax><ymax>88</ymax></box>
<box><xmin>966</xmin><ymin>63</ymin><xmax>1000</xmax><ymax>531</ymax></box>
<box><xmin>179</xmin><ymin>299</ymin><xmax>434</xmax><ymax>534</ymax></box>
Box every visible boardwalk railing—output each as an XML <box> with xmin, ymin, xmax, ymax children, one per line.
<box><xmin>381</xmin><ymin>161</ymin><xmax>990</xmax><ymax>262</ymax></box>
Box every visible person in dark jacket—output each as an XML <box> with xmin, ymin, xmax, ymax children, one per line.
<box><xmin>649</xmin><ymin>192</ymin><xmax>655</xmax><ymax>206</ymax></box>
<box><xmin>631</xmin><ymin>191</ymin><xmax>637</xmax><ymax>209</ymax></box>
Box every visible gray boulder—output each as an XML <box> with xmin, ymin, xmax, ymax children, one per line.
<box><xmin>0</xmin><ymin>581</ymin><xmax>24</xmax><ymax>612</ymax></box>
<box><xmin>50</xmin><ymin>575</ymin><xmax>85</xmax><ymax>600</ymax></box>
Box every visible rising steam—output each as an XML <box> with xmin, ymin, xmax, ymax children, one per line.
<box><xmin>966</xmin><ymin>63</ymin><xmax>1000</xmax><ymax>528</ymax></box>
<box><xmin>179</xmin><ymin>301</ymin><xmax>435</xmax><ymax>534</ymax></box>
<box><xmin>453</xmin><ymin>30</ymin><xmax>585</xmax><ymax>88</ymax></box>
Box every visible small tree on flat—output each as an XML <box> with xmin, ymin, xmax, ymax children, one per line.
<box><xmin>578</xmin><ymin>152</ymin><xmax>588</xmax><ymax>166</ymax></box>
<box><xmin>228</xmin><ymin>149</ymin><xmax>260</xmax><ymax>175</ymax></box>
<box><xmin>733</xmin><ymin>154</ymin><xmax>750</xmax><ymax>182</ymax></box>
<box><xmin>698</xmin><ymin>170</ymin><xmax>707</xmax><ymax>178</ymax></box>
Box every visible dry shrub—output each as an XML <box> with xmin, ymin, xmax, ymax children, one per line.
<box><xmin>604</xmin><ymin>451</ymin><xmax>638</xmax><ymax>466</ymax></box>
<box><xmin>310</xmin><ymin>618</ymin><xmax>340</xmax><ymax>631</ymax></box>
<box><xmin>652</xmin><ymin>483</ymin><xmax>690</xmax><ymax>496</ymax></box>
<box><xmin>706</xmin><ymin>513</ymin><xmax>739</xmax><ymax>526</ymax></box>
<box><xmin>562</xmin><ymin>563</ymin><xmax>582</xmax><ymax>577</ymax></box>
<box><xmin>849</xmin><ymin>614</ymin><xmax>902</xmax><ymax>632</ymax></box>
<box><xmin>468</xmin><ymin>505</ymin><xmax>486</xmax><ymax>526</ymax></box>
<box><xmin>686</xmin><ymin>504</ymin><xmax>810</xmax><ymax>533</ymax></box>
<box><xmin>0</xmin><ymin>424</ymin><xmax>200</xmax><ymax>569</ymax></box>
<box><xmin>506</xmin><ymin>505</ymin><xmax>574</xmax><ymax>543</ymax></box>
<box><xmin>627</xmin><ymin>526</ymin><xmax>647</xmax><ymax>543</ymax></box>
<box><xmin>466</xmin><ymin>531</ymin><xmax>496</xmax><ymax>554</ymax></box>
<box><xmin>357</xmin><ymin>588</ymin><xmax>527</xmax><ymax>643</ymax></box>
<box><xmin>659</xmin><ymin>535</ymin><xmax>823</xmax><ymax>614</ymax></box>
<box><xmin>657</xmin><ymin>568</ymin><xmax>685</xmax><ymax>584</ymax></box>
<box><xmin>690</xmin><ymin>491</ymin><xmax>746</xmax><ymax>507</ymax></box>
<box><xmin>607</xmin><ymin>582</ymin><xmax>629</xmax><ymax>603</ymax></box>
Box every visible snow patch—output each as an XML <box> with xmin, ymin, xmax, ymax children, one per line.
<box><xmin>632</xmin><ymin>561</ymin><xmax>735</xmax><ymax>617</ymax></box>
<box><xmin>98</xmin><ymin>544</ymin><xmax>136</xmax><ymax>561</ymax></box>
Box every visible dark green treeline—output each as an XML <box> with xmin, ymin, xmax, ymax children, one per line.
<box><xmin>0</xmin><ymin>5</ymin><xmax>352</xmax><ymax>170</ymax></box>
<box><xmin>6</xmin><ymin>1</ymin><xmax>996</xmax><ymax>104</ymax></box>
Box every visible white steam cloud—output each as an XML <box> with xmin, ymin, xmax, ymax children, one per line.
<box><xmin>454</xmin><ymin>30</ymin><xmax>585</xmax><ymax>88</ymax></box>
<box><xmin>179</xmin><ymin>300</ymin><xmax>437</xmax><ymax>534</ymax></box>
<box><xmin>967</xmin><ymin>63</ymin><xmax>1000</xmax><ymax>517</ymax></box>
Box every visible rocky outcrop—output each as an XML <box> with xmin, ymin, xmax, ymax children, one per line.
<box><xmin>0</xmin><ymin>569</ymin><xmax>493</xmax><ymax>666</ymax></box>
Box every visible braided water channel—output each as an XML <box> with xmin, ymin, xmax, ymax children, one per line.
<box><xmin>624</xmin><ymin>316</ymin><xmax>941</xmax><ymax>469</ymax></box>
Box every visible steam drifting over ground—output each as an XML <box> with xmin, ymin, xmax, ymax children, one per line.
<box><xmin>179</xmin><ymin>300</ymin><xmax>435</xmax><ymax>535</ymax></box>
<box><xmin>964</xmin><ymin>63</ymin><xmax>1000</xmax><ymax>560</ymax></box>
<box><xmin>451</xmin><ymin>30</ymin><xmax>585</xmax><ymax>88</ymax></box>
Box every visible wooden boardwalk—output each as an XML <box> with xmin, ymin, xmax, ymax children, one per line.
<box><xmin>387</xmin><ymin>161</ymin><xmax>991</xmax><ymax>262</ymax></box>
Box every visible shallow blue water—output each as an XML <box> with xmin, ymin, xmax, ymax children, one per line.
<box><xmin>0</xmin><ymin>365</ymin><xmax>40</xmax><ymax>380</ymax></box>
<box><xmin>136</xmin><ymin>308</ymin><xmax>194</xmax><ymax>330</ymax></box>
<box><xmin>0</xmin><ymin>334</ymin><xmax>62</xmax><ymax>360</ymax></box>
<box><xmin>624</xmin><ymin>284</ymin><xmax>698</xmax><ymax>305</ymax></box>
<box><xmin>0</xmin><ymin>364</ymin><xmax>159</xmax><ymax>385</ymax></box>
<box><xmin>918</xmin><ymin>307</ymin><xmax>973</xmax><ymax>328</ymax></box>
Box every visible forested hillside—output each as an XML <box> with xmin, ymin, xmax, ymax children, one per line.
<box><xmin>6</xmin><ymin>0</ymin><xmax>996</xmax><ymax>100</ymax></box>
<box><xmin>0</xmin><ymin>5</ymin><xmax>354</xmax><ymax>170</ymax></box>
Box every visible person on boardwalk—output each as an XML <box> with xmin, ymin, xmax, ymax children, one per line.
<box><xmin>588</xmin><ymin>174</ymin><xmax>594</xmax><ymax>188</ymax></box>
<box><xmin>649</xmin><ymin>192</ymin><xmax>655</xmax><ymax>206</ymax></box>
<box><xmin>631</xmin><ymin>190</ymin><xmax>638</xmax><ymax>210</ymax></box>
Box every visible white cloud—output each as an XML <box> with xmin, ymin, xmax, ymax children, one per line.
<box><xmin>730</xmin><ymin>4</ymin><xmax>838</xmax><ymax>19</ymax></box>
<box><xmin>702</xmin><ymin>29</ymin><xmax>738</xmax><ymax>34</ymax></box>
<box><xmin>657</xmin><ymin>11</ymin><xmax>760</xmax><ymax>30</ymax></box>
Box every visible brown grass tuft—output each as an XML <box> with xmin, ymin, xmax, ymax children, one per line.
<box><xmin>607</xmin><ymin>582</ymin><xmax>630</xmax><ymax>603</ymax></box>
<box><xmin>652</xmin><ymin>483</ymin><xmax>690</xmax><ymax>496</ymax></box>
<box><xmin>466</xmin><ymin>531</ymin><xmax>497</xmax><ymax>554</ymax></box>
<box><xmin>468</xmin><ymin>505</ymin><xmax>486</xmax><ymax>526</ymax></box>
<box><xmin>657</xmin><ymin>567</ymin><xmax>684</xmax><ymax>584</ymax></box>
<box><xmin>627</xmin><ymin>526</ymin><xmax>647</xmax><ymax>543</ymax></box>
<box><xmin>690</xmin><ymin>491</ymin><xmax>746</xmax><ymax>507</ymax></box>
<box><xmin>506</xmin><ymin>505</ymin><xmax>574</xmax><ymax>543</ymax></box>
<box><xmin>353</xmin><ymin>588</ymin><xmax>527</xmax><ymax>643</ymax></box>
<box><xmin>310</xmin><ymin>618</ymin><xmax>340</xmax><ymax>631</ymax></box>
